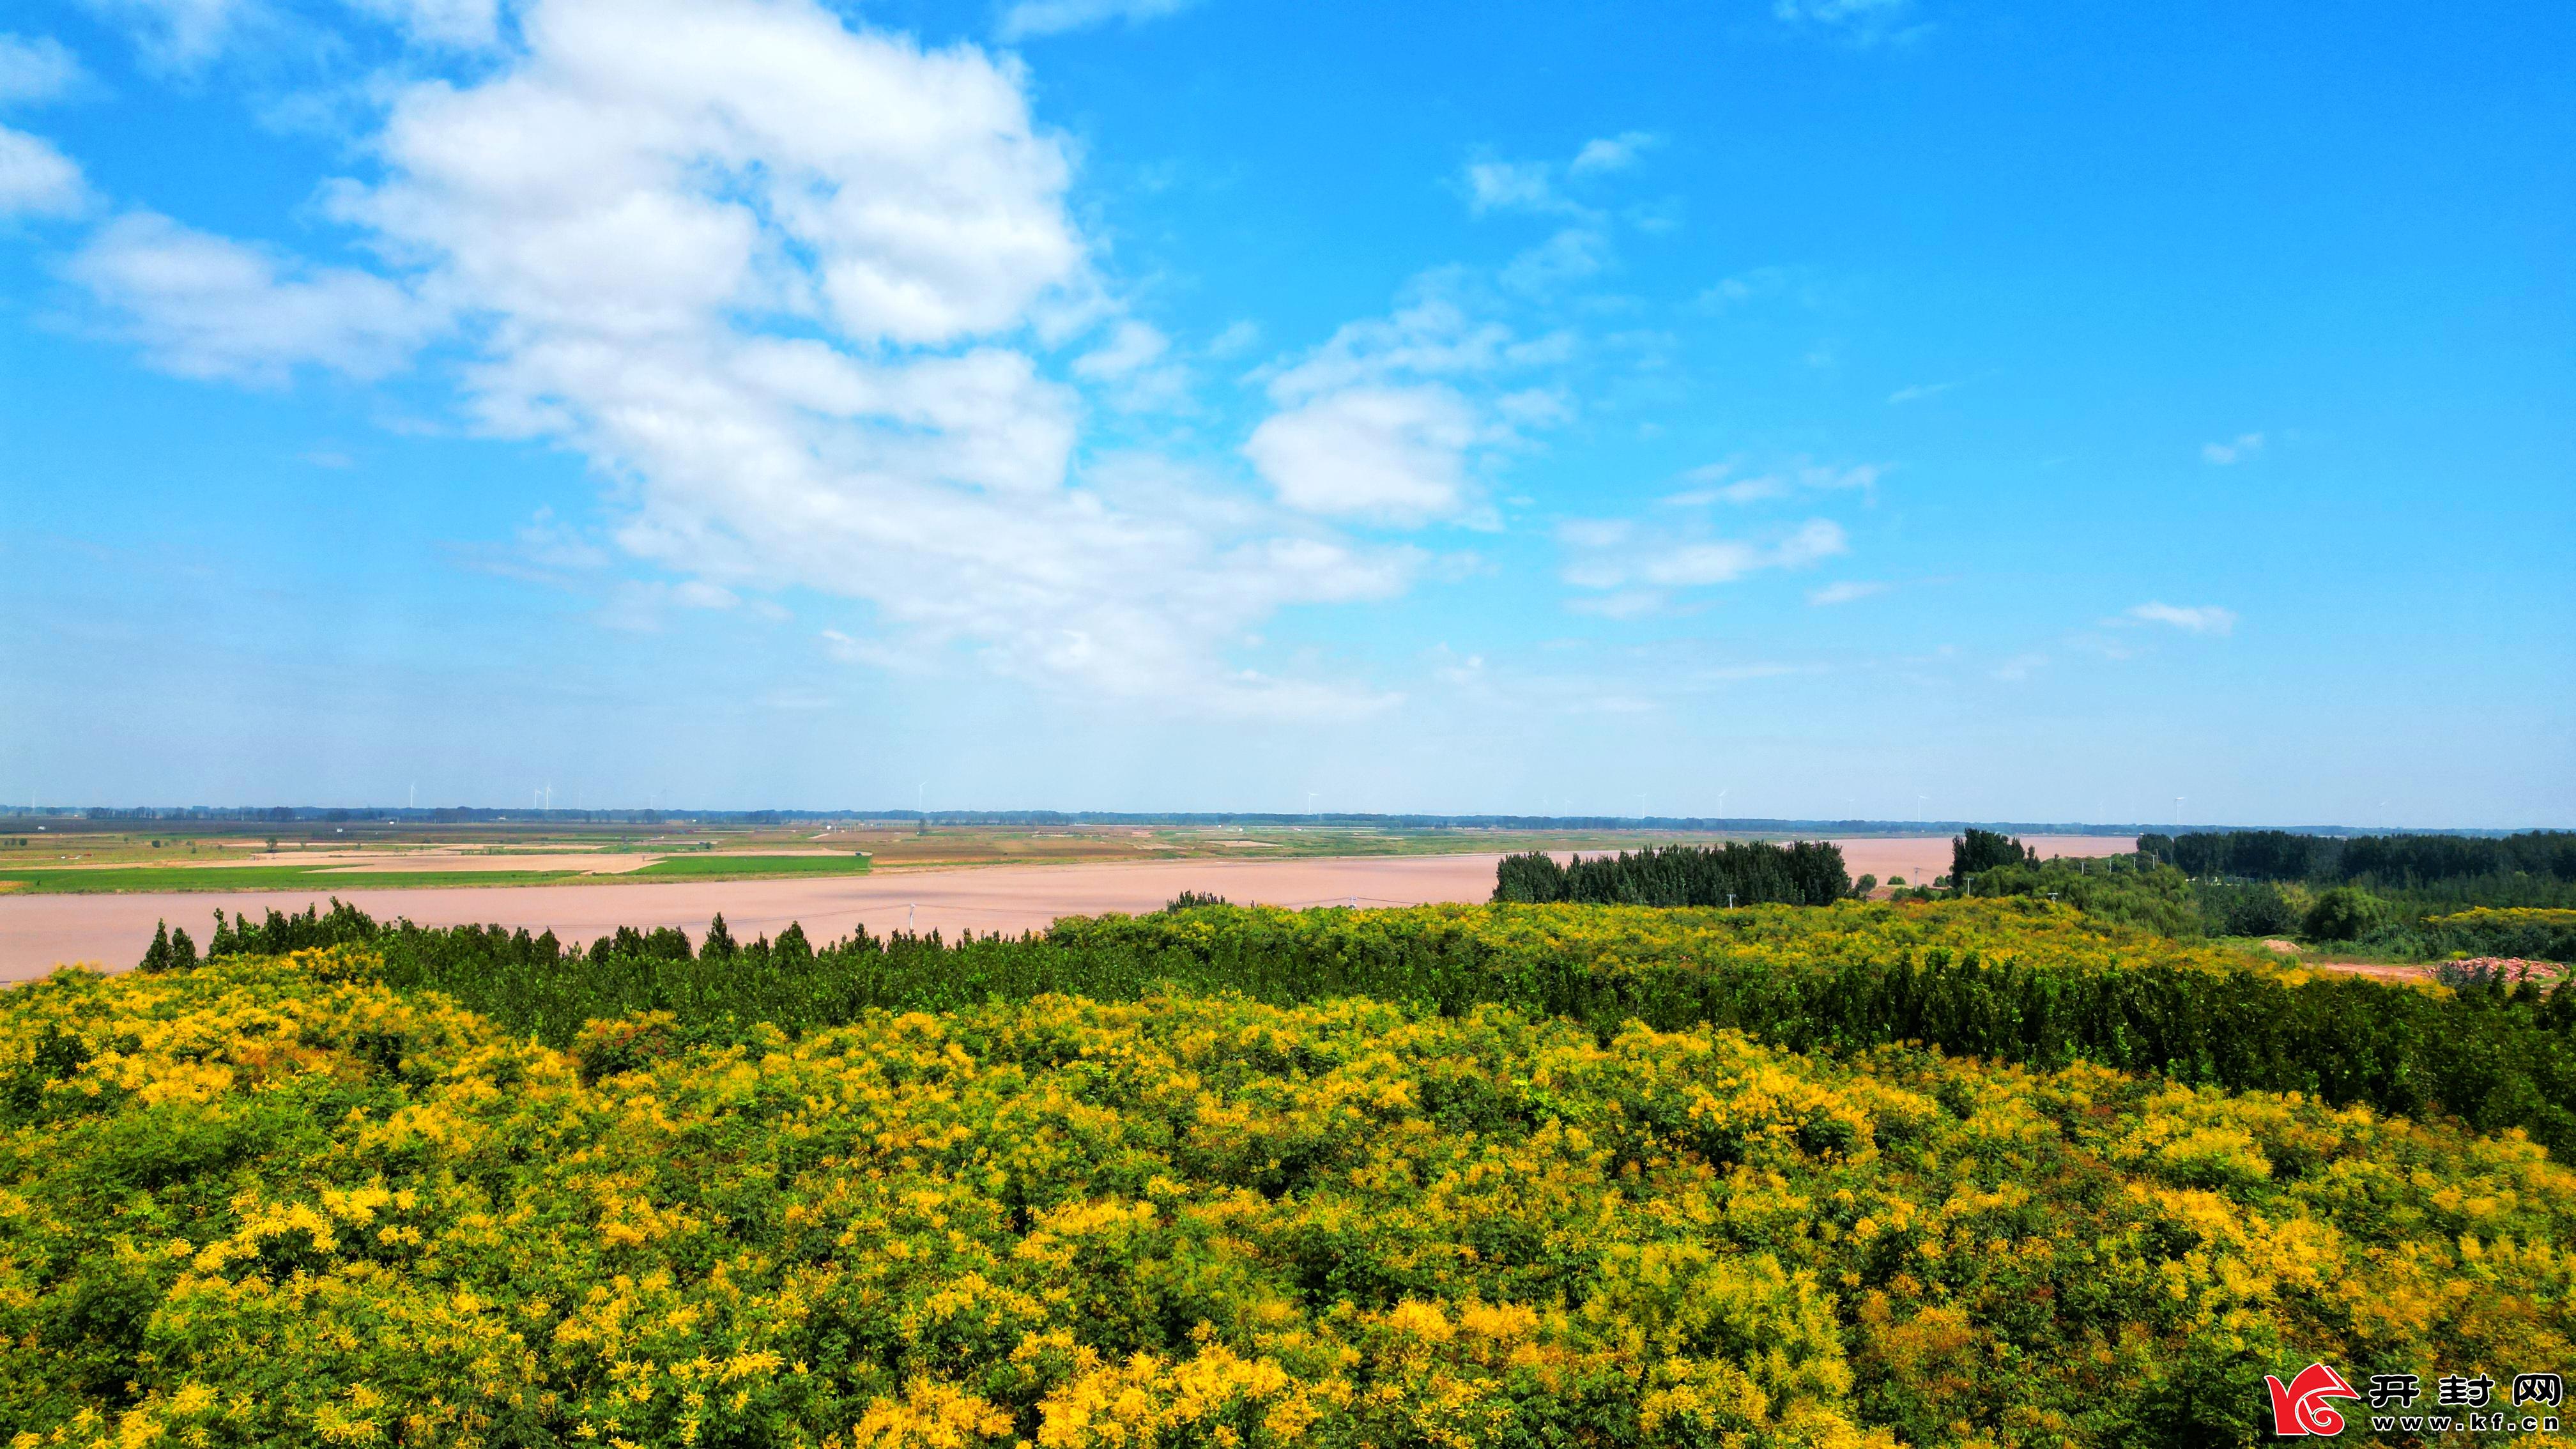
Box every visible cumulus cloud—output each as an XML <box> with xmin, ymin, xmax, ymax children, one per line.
<box><xmin>1245</xmin><ymin>385</ymin><xmax>1480</xmax><ymax>523</ymax></box>
<box><xmin>1463</xmin><ymin>133</ymin><xmax>1659</xmax><ymax>219</ymax></box>
<box><xmin>1463</xmin><ymin>158</ymin><xmax>1561</xmax><ymax>215</ymax></box>
<box><xmin>83</xmin><ymin>0</ymin><xmax>1411</xmax><ymax>716</ymax></box>
<box><xmin>2124</xmin><ymin>602</ymin><xmax>2237</xmax><ymax>635</ymax></box>
<box><xmin>0</xmin><ymin>125</ymin><xmax>89</xmax><ymax>217</ymax></box>
<box><xmin>2202</xmin><ymin>431</ymin><xmax>2264</xmax><ymax>464</ymax></box>
<box><xmin>1072</xmin><ymin>318</ymin><xmax>1187</xmax><ymax>410</ymax></box>
<box><xmin>65</xmin><ymin>210</ymin><xmax>441</xmax><ymax>379</ymax></box>
<box><xmin>80</xmin><ymin>0</ymin><xmax>249</xmax><ymax>70</ymax></box>
<box><xmin>0</xmin><ymin>33</ymin><xmax>86</xmax><ymax>103</ymax></box>
<box><xmin>995</xmin><ymin>0</ymin><xmax>1197</xmax><ymax>40</ymax></box>
<box><xmin>1245</xmin><ymin>284</ymin><xmax>1563</xmax><ymax>525</ymax></box>
<box><xmin>1568</xmin><ymin>130</ymin><xmax>1659</xmax><ymax>175</ymax></box>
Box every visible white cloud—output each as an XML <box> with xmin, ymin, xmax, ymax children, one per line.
<box><xmin>1495</xmin><ymin>388</ymin><xmax>1572</xmax><ymax>428</ymax></box>
<box><xmin>1809</xmin><ymin>579</ymin><xmax>1887</xmax><ymax>606</ymax></box>
<box><xmin>1245</xmin><ymin>385</ymin><xmax>1480</xmax><ymax>523</ymax></box>
<box><xmin>1468</xmin><ymin>134</ymin><xmax>1657</xmax><ymax>217</ymax></box>
<box><xmin>2125</xmin><ymin>602</ymin><xmax>2237</xmax><ymax>635</ymax></box>
<box><xmin>1072</xmin><ymin>318</ymin><xmax>1186</xmax><ymax>410</ymax></box>
<box><xmin>996</xmin><ymin>0</ymin><xmax>1197</xmax><ymax>40</ymax></box>
<box><xmin>1694</xmin><ymin>264</ymin><xmax>1819</xmax><ymax>311</ymax></box>
<box><xmin>672</xmin><ymin>579</ymin><xmax>740</xmax><ymax>610</ymax></box>
<box><xmin>337</xmin><ymin>0</ymin><xmax>1391</xmax><ymax>709</ymax></box>
<box><xmin>1462</xmin><ymin>158</ymin><xmax>1561</xmax><ymax>215</ymax></box>
<box><xmin>1499</xmin><ymin>227</ymin><xmax>1609</xmax><ymax>296</ymax></box>
<box><xmin>1774</xmin><ymin>0</ymin><xmax>1919</xmax><ymax>43</ymax></box>
<box><xmin>65</xmin><ymin>210</ymin><xmax>441</xmax><ymax>379</ymax></box>
<box><xmin>342</xmin><ymin>0</ymin><xmax>502</xmax><ymax>47</ymax></box>
<box><xmin>1887</xmin><ymin>379</ymin><xmax>1959</xmax><ymax>404</ymax></box>
<box><xmin>1991</xmin><ymin>651</ymin><xmax>2049</xmax><ymax>682</ymax></box>
<box><xmin>0</xmin><ymin>125</ymin><xmax>89</xmax><ymax>217</ymax></box>
<box><xmin>598</xmin><ymin>578</ymin><xmax>742</xmax><ymax>632</ymax></box>
<box><xmin>1565</xmin><ymin>588</ymin><xmax>1666</xmax><ymax>620</ymax></box>
<box><xmin>77</xmin><ymin>0</ymin><xmax>1411</xmax><ymax>716</ymax></box>
<box><xmin>2202</xmin><ymin>431</ymin><xmax>2264</xmax><ymax>464</ymax></box>
<box><xmin>0</xmin><ymin>33</ymin><xmax>86</xmax><ymax>103</ymax></box>
<box><xmin>1206</xmin><ymin>319</ymin><xmax>1261</xmax><ymax>356</ymax></box>
<box><xmin>1568</xmin><ymin>130</ymin><xmax>1659</xmax><ymax>175</ymax></box>
<box><xmin>80</xmin><ymin>0</ymin><xmax>248</xmax><ymax>70</ymax></box>
<box><xmin>1246</xmin><ymin>282</ymin><xmax>1563</xmax><ymax>526</ymax></box>
<box><xmin>1261</xmin><ymin>291</ymin><xmax>1522</xmax><ymax>399</ymax></box>
<box><xmin>1560</xmin><ymin>516</ymin><xmax>1848</xmax><ymax>611</ymax></box>
<box><xmin>1666</xmin><ymin>458</ymin><xmax>1880</xmax><ymax>507</ymax></box>
<box><xmin>1076</xmin><ymin>318</ymin><xmax>1170</xmax><ymax>374</ymax></box>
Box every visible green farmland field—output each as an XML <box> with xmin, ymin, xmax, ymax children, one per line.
<box><xmin>629</xmin><ymin>854</ymin><xmax>874</xmax><ymax>878</ymax></box>
<box><xmin>0</xmin><ymin>866</ymin><xmax>587</xmax><ymax>894</ymax></box>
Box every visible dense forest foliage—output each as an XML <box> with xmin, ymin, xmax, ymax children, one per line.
<box><xmin>148</xmin><ymin>896</ymin><xmax>2576</xmax><ymax>1154</ymax></box>
<box><xmin>2138</xmin><ymin>828</ymin><xmax>2576</xmax><ymax>885</ymax></box>
<box><xmin>1957</xmin><ymin>830</ymin><xmax>2576</xmax><ymax>956</ymax></box>
<box><xmin>1492</xmin><ymin>839</ymin><xmax>1851</xmax><ymax>907</ymax></box>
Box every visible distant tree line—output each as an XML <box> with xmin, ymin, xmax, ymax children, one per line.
<box><xmin>2138</xmin><ymin>829</ymin><xmax>2576</xmax><ymax>886</ymax></box>
<box><xmin>1958</xmin><ymin>829</ymin><xmax>2576</xmax><ymax>956</ymax></box>
<box><xmin>1494</xmin><ymin>841</ymin><xmax>1851</xmax><ymax>907</ymax></box>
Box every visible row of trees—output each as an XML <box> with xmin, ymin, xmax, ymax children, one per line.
<box><xmin>2137</xmin><ymin>829</ymin><xmax>2576</xmax><ymax>886</ymax></box>
<box><xmin>1493</xmin><ymin>841</ymin><xmax>1851</xmax><ymax>907</ymax></box>
<box><xmin>1961</xmin><ymin>833</ymin><xmax>2576</xmax><ymax>953</ymax></box>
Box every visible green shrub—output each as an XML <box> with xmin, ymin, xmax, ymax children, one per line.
<box><xmin>2302</xmin><ymin>887</ymin><xmax>2384</xmax><ymax>942</ymax></box>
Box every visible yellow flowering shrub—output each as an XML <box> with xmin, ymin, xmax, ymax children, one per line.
<box><xmin>2428</xmin><ymin>907</ymin><xmax>2576</xmax><ymax>930</ymax></box>
<box><xmin>3</xmin><ymin>948</ymin><xmax>2572</xmax><ymax>1447</ymax></box>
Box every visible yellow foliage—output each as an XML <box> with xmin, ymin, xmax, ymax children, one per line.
<box><xmin>2</xmin><ymin>946</ymin><xmax>2571</xmax><ymax>1448</ymax></box>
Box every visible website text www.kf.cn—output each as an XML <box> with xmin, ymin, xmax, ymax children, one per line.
<box><xmin>2268</xmin><ymin>1364</ymin><xmax>2566</xmax><ymax>1437</ymax></box>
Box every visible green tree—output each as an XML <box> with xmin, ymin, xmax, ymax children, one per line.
<box><xmin>1952</xmin><ymin>828</ymin><xmax>2037</xmax><ymax>882</ymax></box>
<box><xmin>139</xmin><ymin>921</ymin><xmax>174</xmax><ymax>973</ymax></box>
<box><xmin>2303</xmin><ymin>886</ymin><xmax>2384</xmax><ymax>942</ymax></box>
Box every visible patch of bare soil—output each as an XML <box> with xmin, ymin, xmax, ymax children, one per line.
<box><xmin>0</xmin><ymin>834</ymin><xmax>2144</xmax><ymax>985</ymax></box>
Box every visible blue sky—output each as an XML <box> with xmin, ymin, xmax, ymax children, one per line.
<box><xmin>1</xmin><ymin>0</ymin><xmax>2568</xmax><ymax>825</ymax></box>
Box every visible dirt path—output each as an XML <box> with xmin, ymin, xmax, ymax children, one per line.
<box><xmin>0</xmin><ymin>834</ymin><xmax>2138</xmax><ymax>983</ymax></box>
